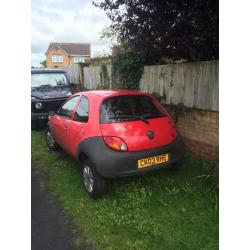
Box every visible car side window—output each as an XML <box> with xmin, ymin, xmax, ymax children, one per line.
<box><xmin>74</xmin><ymin>96</ymin><xmax>89</xmax><ymax>123</ymax></box>
<box><xmin>58</xmin><ymin>96</ymin><xmax>79</xmax><ymax>119</ymax></box>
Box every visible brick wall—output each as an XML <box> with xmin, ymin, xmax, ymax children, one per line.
<box><xmin>169</xmin><ymin>109</ymin><xmax>219</xmax><ymax>161</ymax></box>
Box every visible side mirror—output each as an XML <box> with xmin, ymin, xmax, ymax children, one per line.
<box><xmin>48</xmin><ymin>111</ymin><xmax>56</xmax><ymax>116</ymax></box>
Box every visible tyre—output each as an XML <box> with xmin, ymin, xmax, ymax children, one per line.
<box><xmin>81</xmin><ymin>159</ymin><xmax>106</xmax><ymax>199</ymax></box>
<box><xmin>45</xmin><ymin>128</ymin><xmax>59</xmax><ymax>150</ymax></box>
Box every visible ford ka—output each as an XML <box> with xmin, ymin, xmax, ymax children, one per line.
<box><xmin>45</xmin><ymin>90</ymin><xmax>184</xmax><ymax>198</ymax></box>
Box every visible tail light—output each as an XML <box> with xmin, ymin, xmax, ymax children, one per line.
<box><xmin>103</xmin><ymin>136</ymin><xmax>128</xmax><ymax>151</ymax></box>
<box><xmin>167</xmin><ymin>117</ymin><xmax>176</xmax><ymax>139</ymax></box>
<box><xmin>171</xmin><ymin>126</ymin><xmax>177</xmax><ymax>138</ymax></box>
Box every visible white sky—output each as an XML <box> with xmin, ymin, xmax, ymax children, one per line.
<box><xmin>31</xmin><ymin>0</ymin><xmax>112</xmax><ymax>67</ymax></box>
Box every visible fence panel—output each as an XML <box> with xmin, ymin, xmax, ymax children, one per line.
<box><xmin>83</xmin><ymin>65</ymin><xmax>113</xmax><ymax>89</ymax></box>
<box><xmin>82</xmin><ymin>60</ymin><xmax>218</xmax><ymax>111</ymax></box>
<box><xmin>140</xmin><ymin>60</ymin><xmax>219</xmax><ymax>111</ymax></box>
<box><xmin>58</xmin><ymin>64</ymin><xmax>81</xmax><ymax>84</ymax></box>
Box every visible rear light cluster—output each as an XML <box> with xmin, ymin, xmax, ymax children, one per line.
<box><xmin>171</xmin><ymin>126</ymin><xmax>177</xmax><ymax>138</ymax></box>
<box><xmin>168</xmin><ymin>120</ymin><xmax>177</xmax><ymax>139</ymax></box>
<box><xmin>103</xmin><ymin>136</ymin><xmax>128</xmax><ymax>151</ymax></box>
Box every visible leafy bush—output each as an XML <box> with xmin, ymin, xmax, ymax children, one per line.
<box><xmin>97</xmin><ymin>63</ymin><xmax>111</xmax><ymax>89</ymax></box>
<box><xmin>112</xmin><ymin>50</ymin><xmax>145</xmax><ymax>90</ymax></box>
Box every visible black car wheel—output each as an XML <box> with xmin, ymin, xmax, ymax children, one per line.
<box><xmin>45</xmin><ymin>128</ymin><xmax>59</xmax><ymax>150</ymax></box>
<box><xmin>81</xmin><ymin>159</ymin><xmax>106</xmax><ymax>199</ymax></box>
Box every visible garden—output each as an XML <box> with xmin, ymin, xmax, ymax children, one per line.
<box><xmin>32</xmin><ymin>131</ymin><xmax>218</xmax><ymax>250</ymax></box>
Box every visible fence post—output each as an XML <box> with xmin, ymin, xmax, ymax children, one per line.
<box><xmin>78</xmin><ymin>64</ymin><xmax>84</xmax><ymax>90</ymax></box>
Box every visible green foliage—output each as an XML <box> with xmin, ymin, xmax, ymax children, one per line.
<box><xmin>165</xmin><ymin>103</ymin><xmax>194</xmax><ymax>123</ymax></box>
<box><xmin>40</xmin><ymin>60</ymin><xmax>47</xmax><ymax>68</ymax></box>
<box><xmin>112</xmin><ymin>50</ymin><xmax>146</xmax><ymax>90</ymax></box>
<box><xmin>97</xmin><ymin>63</ymin><xmax>111</xmax><ymax>89</ymax></box>
<box><xmin>151</xmin><ymin>92</ymin><xmax>194</xmax><ymax>123</ymax></box>
<box><xmin>77</xmin><ymin>62</ymin><xmax>91</xmax><ymax>91</ymax></box>
<box><xmin>78</xmin><ymin>62</ymin><xmax>90</xmax><ymax>68</ymax></box>
<box><xmin>100</xmin><ymin>25</ymin><xmax>117</xmax><ymax>43</ymax></box>
<box><xmin>94</xmin><ymin>0</ymin><xmax>218</xmax><ymax>62</ymax></box>
<box><xmin>32</xmin><ymin>131</ymin><xmax>218</xmax><ymax>250</ymax></box>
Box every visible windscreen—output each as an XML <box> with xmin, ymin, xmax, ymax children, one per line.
<box><xmin>100</xmin><ymin>95</ymin><xmax>166</xmax><ymax>123</ymax></box>
<box><xmin>31</xmin><ymin>73</ymin><xmax>68</xmax><ymax>88</ymax></box>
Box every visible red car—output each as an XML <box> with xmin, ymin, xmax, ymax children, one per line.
<box><xmin>45</xmin><ymin>90</ymin><xmax>184</xmax><ymax>198</ymax></box>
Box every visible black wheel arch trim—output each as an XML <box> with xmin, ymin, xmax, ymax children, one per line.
<box><xmin>76</xmin><ymin>135</ymin><xmax>185</xmax><ymax>178</ymax></box>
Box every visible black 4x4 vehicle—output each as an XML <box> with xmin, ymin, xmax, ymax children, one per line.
<box><xmin>31</xmin><ymin>68</ymin><xmax>72</xmax><ymax>129</ymax></box>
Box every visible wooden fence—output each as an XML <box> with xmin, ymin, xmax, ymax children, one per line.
<box><xmin>83</xmin><ymin>65</ymin><xmax>112</xmax><ymax>89</ymax></box>
<box><xmin>140</xmin><ymin>60</ymin><xmax>218</xmax><ymax>111</ymax></box>
<box><xmin>63</xmin><ymin>60</ymin><xmax>218</xmax><ymax>111</ymax></box>
<box><xmin>58</xmin><ymin>64</ymin><xmax>82</xmax><ymax>85</ymax></box>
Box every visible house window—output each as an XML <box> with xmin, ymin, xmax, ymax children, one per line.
<box><xmin>52</xmin><ymin>55</ymin><xmax>63</xmax><ymax>63</ymax></box>
<box><xmin>74</xmin><ymin>56</ymin><xmax>84</xmax><ymax>63</ymax></box>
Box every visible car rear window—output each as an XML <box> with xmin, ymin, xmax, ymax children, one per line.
<box><xmin>100</xmin><ymin>95</ymin><xmax>166</xmax><ymax>123</ymax></box>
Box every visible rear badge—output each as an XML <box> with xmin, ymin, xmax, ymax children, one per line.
<box><xmin>147</xmin><ymin>131</ymin><xmax>154</xmax><ymax>139</ymax></box>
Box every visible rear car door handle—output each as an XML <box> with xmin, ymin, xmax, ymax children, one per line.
<box><xmin>64</xmin><ymin>125</ymin><xmax>68</xmax><ymax>129</ymax></box>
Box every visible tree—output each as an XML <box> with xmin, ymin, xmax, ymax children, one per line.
<box><xmin>40</xmin><ymin>60</ymin><xmax>47</xmax><ymax>68</ymax></box>
<box><xmin>94</xmin><ymin>0</ymin><xmax>218</xmax><ymax>63</ymax></box>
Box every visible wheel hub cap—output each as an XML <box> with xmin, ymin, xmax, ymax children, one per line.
<box><xmin>46</xmin><ymin>131</ymin><xmax>55</xmax><ymax>147</ymax></box>
<box><xmin>82</xmin><ymin>166</ymin><xmax>94</xmax><ymax>193</ymax></box>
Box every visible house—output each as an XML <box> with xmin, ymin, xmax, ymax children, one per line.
<box><xmin>45</xmin><ymin>42</ymin><xmax>91</xmax><ymax>68</ymax></box>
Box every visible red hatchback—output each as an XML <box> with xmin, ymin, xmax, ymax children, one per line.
<box><xmin>45</xmin><ymin>90</ymin><xmax>184</xmax><ymax>198</ymax></box>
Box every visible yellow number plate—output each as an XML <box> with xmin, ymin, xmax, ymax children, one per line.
<box><xmin>137</xmin><ymin>154</ymin><xmax>169</xmax><ymax>169</ymax></box>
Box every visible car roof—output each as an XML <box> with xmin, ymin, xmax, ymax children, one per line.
<box><xmin>78</xmin><ymin>90</ymin><xmax>151</xmax><ymax>99</ymax></box>
<box><xmin>31</xmin><ymin>68</ymin><xmax>66</xmax><ymax>74</ymax></box>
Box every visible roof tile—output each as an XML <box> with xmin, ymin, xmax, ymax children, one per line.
<box><xmin>46</xmin><ymin>42</ymin><xmax>91</xmax><ymax>56</ymax></box>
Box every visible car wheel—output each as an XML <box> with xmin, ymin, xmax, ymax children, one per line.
<box><xmin>45</xmin><ymin>128</ymin><xmax>59</xmax><ymax>150</ymax></box>
<box><xmin>81</xmin><ymin>159</ymin><xmax>106</xmax><ymax>199</ymax></box>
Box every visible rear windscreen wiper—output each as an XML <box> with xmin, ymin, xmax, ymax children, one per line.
<box><xmin>109</xmin><ymin>115</ymin><xmax>149</xmax><ymax>124</ymax></box>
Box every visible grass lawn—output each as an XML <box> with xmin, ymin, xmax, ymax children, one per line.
<box><xmin>32</xmin><ymin>131</ymin><xmax>218</xmax><ymax>250</ymax></box>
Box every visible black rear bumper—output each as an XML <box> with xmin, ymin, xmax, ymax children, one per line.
<box><xmin>77</xmin><ymin>134</ymin><xmax>185</xmax><ymax>178</ymax></box>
